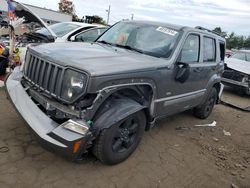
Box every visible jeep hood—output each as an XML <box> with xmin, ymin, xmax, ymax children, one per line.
<box><xmin>225</xmin><ymin>57</ymin><xmax>250</xmax><ymax>75</ymax></box>
<box><xmin>29</xmin><ymin>42</ymin><xmax>169</xmax><ymax>76</ymax></box>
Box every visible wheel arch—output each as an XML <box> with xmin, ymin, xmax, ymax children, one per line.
<box><xmin>84</xmin><ymin>84</ymin><xmax>156</xmax><ymax>136</ymax></box>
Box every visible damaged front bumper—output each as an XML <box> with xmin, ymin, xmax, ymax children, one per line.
<box><xmin>5</xmin><ymin>67</ymin><xmax>92</xmax><ymax>161</ymax></box>
<box><xmin>222</xmin><ymin>77</ymin><xmax>250</xmax><ymax>94</ymax></box>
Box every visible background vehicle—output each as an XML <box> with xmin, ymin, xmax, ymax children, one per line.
<box><xmin>222</xmin><ymin>50</ymin><xmax>250</xmax><ymax>95</ymax></box>
<box><xmin>36</xmin><ymin>22</ymin><xmax>107</xmax><ymax>42</ymax></box>
<box><xmin>6</xmin><ymin>21</ymin><xmax>225</xmax><ymax>165</ymax></box>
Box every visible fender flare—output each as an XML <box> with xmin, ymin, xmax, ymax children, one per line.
<box><xmin>90</xmin><ymin>98</ymin><xmax>146</xmax><ymax>137</ymax></box>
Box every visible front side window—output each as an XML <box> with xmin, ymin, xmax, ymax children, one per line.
<box><xmin>76</xmin><ymin>29</ymin><xmax>98</xmax><ymax>42</ymax></box>
<box><xmin>75</xmin><ymin>28</ymin><xmax>107</xmax><ymax>42</ymax></box>
<box><xmin>231</xmin><ymin>52</ymin><xmax>246</xmax><ymax>61</ymax></box>
<box><xmin>98</xmin><ymin>22</ymin><xmax>180</xmax><ymax>58</ymax></box>
<box><xmin>180</xmin><ymin>34</ymin><xmax>200</xmax><ymax>63</ymax></box>
<box><xmin>203</xmin><ymin>37</ymin><xmax>216</xmax><ymax>62</ymax></box>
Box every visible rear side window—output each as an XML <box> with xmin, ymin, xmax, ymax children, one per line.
<box><xmin>203</xmin><ymin>37</ymin><xmax>216</xmax><ymax>62</ymax></box>
<box><xmin>180</xmin><ymin>34</ymin><xmax>200</xmax><ymax>63</ymax></box>
<box><xmin>246</xmin><ymin>53</ymin><xmax>250</xmax><ymax>62</ymax></box>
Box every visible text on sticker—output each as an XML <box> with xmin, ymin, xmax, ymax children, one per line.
<box><xmin>156</xmin><ymin>27</ymin><xmax>178</xmax><ymax>36</ymax></box>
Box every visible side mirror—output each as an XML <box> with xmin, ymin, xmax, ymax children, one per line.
<box><xmin>175</xmin><ymin>62</ymin><xmax>190</xmax><ymax>83</ymax></box>
<box><xmin>70</xmin><ymin>35</ymin><xmax>76</xmax><ymax>41</ymax></box>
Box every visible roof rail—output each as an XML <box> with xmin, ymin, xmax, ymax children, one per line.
<box><xmin>195</xmin><ymin>26</ymin><xmax>221</xmax><ymax>37</ymax></box>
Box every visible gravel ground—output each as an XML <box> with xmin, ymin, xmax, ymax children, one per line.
<box><xmin>0</xmin><ymin>87</ymin><xmax>249</xmax><ymax>188</ymax></box>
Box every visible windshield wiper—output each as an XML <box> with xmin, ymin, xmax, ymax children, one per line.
<box><xmin>114</xmin><ymin>44</ymin><xmax>144</xmax><ymax>54</ymax></box>
<box><xmin>97</xmin><ymin>40</ymin><xmax>113</xmax><ymax>45</ymax></box>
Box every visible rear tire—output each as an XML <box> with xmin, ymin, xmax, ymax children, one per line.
<box><xmin>194</xmin><ymin>87</ymin><xmax>217</xmax><ymax>119</ymax></box>
<box><xmin>93</xmin><ymin>110</ymin><xmax>146</xmax><ymax>165</ymax></box>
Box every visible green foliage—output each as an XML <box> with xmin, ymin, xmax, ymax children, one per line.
<box><xmin>212</xmin><ymin>27</ymin><xmax>250</xmax><ymax>50</ymax></box>
<box><xmin>92</xmin><ymin>15</ymin><xmax>106</xmax><ymax>25</ymax></box>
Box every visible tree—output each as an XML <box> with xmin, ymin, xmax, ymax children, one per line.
<box><xmin>59</xmin><ymin>0</ymin><xmax>74</xmax><ymax>14</ymax></box>
<box><xmin>92</xmin><ymin>15</ymin><xmax>106</xmax><ymax>25</ymax></box>
<box><xmin>59</xmin><ymin>0</ymin><xmax>77</xmax><ymax>21</ymax></box>
<box><xmin>83</xmin><ymin>15</ymin><xmax>106</xmax><ymax>24</ymax></box>
<box><xmin>212</xmin><ymin>27</ymin><xmax>227</xmax><ymax>38</ymax></box>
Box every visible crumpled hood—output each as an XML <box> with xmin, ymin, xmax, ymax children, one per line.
<box><xmin>225</xmin><ymin>57</ymin><xmax>250</xmax><ymax>75</ymax></box>
<box><xmin>29</xmin><ymin>42</ymin><xmax>168</xmax><ymax>76</ymax></box>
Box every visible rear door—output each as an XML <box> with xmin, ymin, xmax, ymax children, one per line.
<box><xmin>199</xmin><ymin>36</ymin><xmax>218</xmax><ymax>90</ymax></box>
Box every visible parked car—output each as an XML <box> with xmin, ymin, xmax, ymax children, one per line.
<box><xmin>222</xmin><ymin>50</ymin><xmax>250</xmax><ymax>95</ymax></box>
<box><xmin>36</xmin><ymin>22</ymin><xmax>108</xmax><ymax>43</ymax></box>
<box><xmin>5</xmin><ymin>21</ymin><xmax>225</xmax><ymax>165</ymax></box>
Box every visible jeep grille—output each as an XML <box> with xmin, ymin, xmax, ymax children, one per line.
<box><xmin>23</xmin><ymin>51</ymin><xmax>64</xmax><ymax>97</ymax></box>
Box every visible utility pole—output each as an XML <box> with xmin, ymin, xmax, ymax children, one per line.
<box><xmin>131</xmin><ymin>13</ymin><xmax>134</xmax><ymax>20</ymax></box>
<box><xmin>106</xmin><ymin>5</ymin><xmax>111</xmax><ymax>25</ymax></box>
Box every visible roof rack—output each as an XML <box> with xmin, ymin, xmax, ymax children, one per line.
<box><xmin>195</xmin><ymin>26</ymin><xmax>221</xmax><ymax>37</ymax></box>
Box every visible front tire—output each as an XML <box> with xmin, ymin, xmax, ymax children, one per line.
<box><xmin>93</xmin><ymin>110</ymin><xmax>146</xmax><ymax>165</ymax></box>
<box><xmin>194</xmin><ymin>87</ymin><xmax>217</xmax><ymax>119</ymax></box>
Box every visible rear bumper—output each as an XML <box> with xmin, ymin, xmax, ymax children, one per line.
<box><xmin>5</xmin><ymin>67</ymin><xmax>91</xmax><ymax>161</ymax></box>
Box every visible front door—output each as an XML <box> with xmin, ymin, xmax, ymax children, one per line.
<box><xmin>155</xmin><ymin>33</ymin><xmax>207</xmax><ymax>117</ymax></box>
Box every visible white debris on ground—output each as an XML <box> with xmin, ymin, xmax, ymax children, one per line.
<box><xmin>194</xmin><ymin>121</ymin><xmax>217</xmax><ymax>127</ymax></box>
<box><xmin>223</xmin><ymin>129</ymin><xmax>232</xmax><ymax>136</ymax></box>
<box><xmin>0</xmin><ymin>81</ymin><xmax>4</xmax><ymax>88</ymax></box>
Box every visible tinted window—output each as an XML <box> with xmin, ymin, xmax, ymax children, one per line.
<box><xmin>180</xmin><ymin>34</ymin><xmax>200</xmax><ymax>62</ymax></box>
<box><xmin>203</xmin><ymin>37</ymin><xmax>216</xmax><ymax>62</ymax></box>
<box><xmin>232</xmin><ymin>53</ymin><xmax>246</xmax><ymax>61</ymax></box>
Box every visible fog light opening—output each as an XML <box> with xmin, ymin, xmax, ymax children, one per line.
<box><xmin>61</xmin><ymin>119</ymin><xmax>89</xmax><ymax>135</ymax></box>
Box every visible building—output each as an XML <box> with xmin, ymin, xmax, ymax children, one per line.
<box><xmin>0</xmin><ymin>1</ymin><xmax>72</xmax><ymax>25</ymax></box>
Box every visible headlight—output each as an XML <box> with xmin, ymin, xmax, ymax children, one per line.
<box><xmin>61</xmin><ymin>69</ymin><xmax>87</xmax><ymax>102</ymax></box>
<box><xmin>242</xmin><ymin>75</ymin><xmax>249</xmax><ymax>83</ymax></box>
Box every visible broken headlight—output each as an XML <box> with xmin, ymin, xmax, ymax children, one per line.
<box><xmin>61</xmin><ymin>69</ymin><xmax>87</xmax><ymax>102</ymax></box>
<box><xmin>242</xmin><ymin>75</ymin><xmax>249</xmax><ymax>83</ymax></box>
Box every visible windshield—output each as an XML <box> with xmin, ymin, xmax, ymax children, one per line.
<box><xmin>98</xmin><ymin>22</ymin><xmax>180</xmax><ymax>58</ymax></box>
<box><xmin>37</xmin><ymin>22</ymin><xmax>81</xmax><ymax>37</ymax></box>
<box><xmin>231</xmin><ymin>52</ymin><xmax>250</xmax><ymax>62</ymax></box>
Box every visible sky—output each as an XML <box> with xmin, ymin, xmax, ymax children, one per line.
<box><xmin>17</xmin><ymin>0</ymin><xmax>250</xmax><ymax>36</ymax></box>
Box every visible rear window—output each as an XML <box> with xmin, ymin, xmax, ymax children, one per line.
<box><xmin>203</xmin><ymin>37</ymin><xmax>216</xmax><ymax>62</ymax></box>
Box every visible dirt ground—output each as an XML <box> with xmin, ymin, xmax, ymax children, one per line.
<box><xmin>0</xmin><ymin>86</ymin><xmax>249</xmax><ymax>188</ymax></box>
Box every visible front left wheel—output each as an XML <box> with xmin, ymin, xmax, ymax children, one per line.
<box><xmin>93</xmin><ymin>110</ymin><xmax>146</xmax><ymax>165</ymax></box>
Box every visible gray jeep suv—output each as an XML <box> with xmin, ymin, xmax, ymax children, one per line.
<box><xmin>5</xmin><ymin>21</ymin><xmax>226</xmax><ymax>165</ymax></box>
